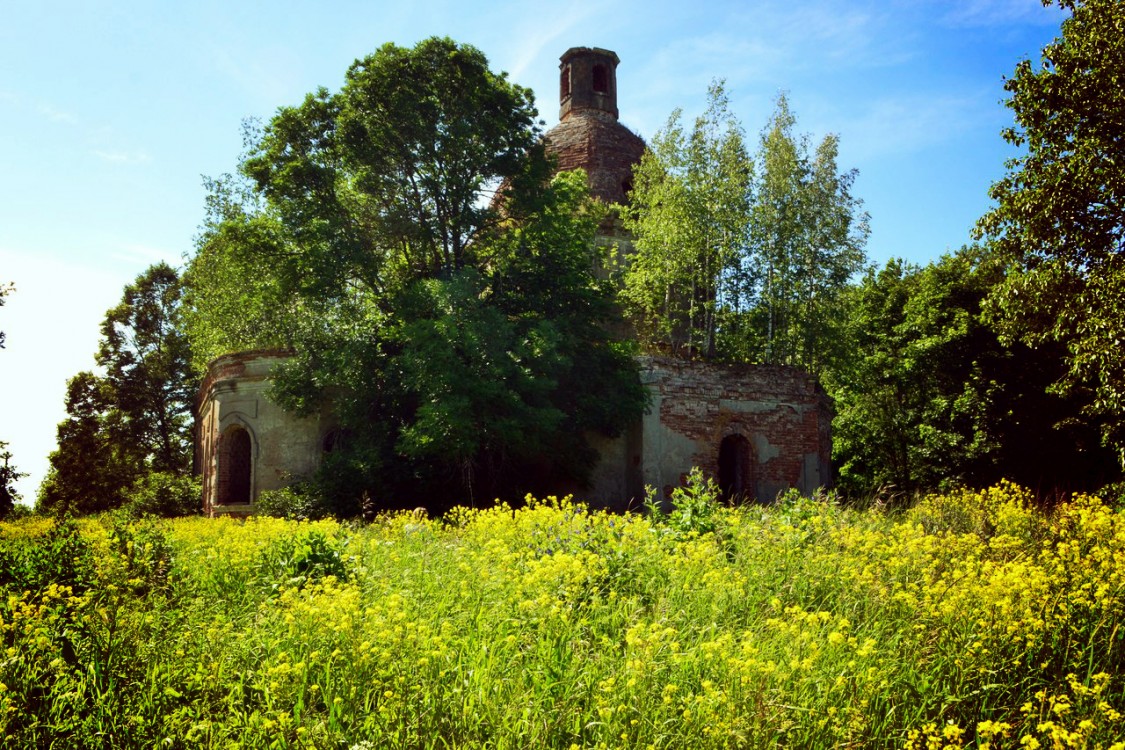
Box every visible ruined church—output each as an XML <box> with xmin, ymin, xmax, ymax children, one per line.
<box><xmin>196</xmin><ymin>47</ymin><xmax>833</xmax><ymax>516</ymax></box>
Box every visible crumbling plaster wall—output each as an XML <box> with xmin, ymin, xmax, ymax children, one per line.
<box><xmin>197</xmin><ymin>351</ymin><xmax>330</xmax><ymax>517</ymax></box>
<box><xmin>586</xmin><ymin>356</ymin><xmax>833</xmax><ymax>507</ymax></box>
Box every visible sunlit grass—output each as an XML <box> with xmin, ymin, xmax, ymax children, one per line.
<box><xmin>1</xmin><ymin>479</ymin><xmax>1123</xmax><ymax>748</ymax></box>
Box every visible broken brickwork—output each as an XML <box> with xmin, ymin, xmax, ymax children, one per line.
<box><xmin>546</xmin><ymin>47</ymin><xmax>646</xmax><ymax>206</ymax></box>
<box><xmin>195</xmin><ymin>46</ymin><xmax>833</xmax><ymax>514</ymax></box>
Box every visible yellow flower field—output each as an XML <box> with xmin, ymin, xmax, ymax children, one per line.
<box><xmin>1</xmin><ymin>480</ymin><xmax>1123</xmax><ymax>748</ymax></box>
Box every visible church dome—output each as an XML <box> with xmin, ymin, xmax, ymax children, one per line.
<box><xmin>543</xmin><ymin>47</ymin><xmax>645</xmax><ymax>205</ymax></box>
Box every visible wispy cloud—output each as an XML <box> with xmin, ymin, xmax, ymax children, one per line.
<box><xmin>504</xmin><ymin>1</ymin><xmax>600</xmax><ymax>83</ymax></box>
<box><xmin>36</xmin><ymin>103</ymin><xmax>76</xmax><ymax>124</ymax></box>
<box><xmin>93</xmin><ymin>149</ymin><xmax>150</xmax><ymax>164</ymax></box>
<box><xmin>940</xmin><ymin>0</ymin><xmax>1066</xmax><ymax>28</ymax></box>
<box><xmin>0</xmin><ymin>90</ymin><xmax>80</xmax><ymax>124</ymax></box>
<box><xmin>205</xmin><ymin>44</ymin><xmax>305</xmax><ymax>110</ymax></box>
<box><xmin>836</xmin><ymin>91</ymin><xmax>992</xmax><ymax>162</ymax></box>
<box><xmin>623</xmin><ymin>0</ymin><xmax>913</xmax><ymax>136</ymax></box>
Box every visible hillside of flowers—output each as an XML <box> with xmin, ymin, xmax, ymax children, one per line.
<box><xmin>2</xmin><ymin>477</ymin><xmax>1124</xmax><ymax>748</ymax></box>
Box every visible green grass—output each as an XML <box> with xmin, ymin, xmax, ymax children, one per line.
<box><xmin>1</xmin><ymin>478</ymin><xmax>1123</xmax><ymax>748</ymax></box>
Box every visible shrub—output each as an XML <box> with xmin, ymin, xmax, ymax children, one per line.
<box><xmin>255</xmin><ymin>483</ymin><xmax>333</xmax><ymax>521</ymax></box>
<box><xmin>123</xmin><ymin>472</ymin><xmax>201</xmax><ymax>518</ymax></box>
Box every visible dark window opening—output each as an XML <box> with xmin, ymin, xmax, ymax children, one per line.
<box><xmin>718</xmin><ymin>434</ymin><xmax>752</xmax><ymax>503</ymax></box>
<box><xmin>561</xmin><ymin>66</ymin><xmax>571</xmax><ymax>99</ymax></box>
<box><xmin>592</xmin><ymin>64</ymin><xmax>608</xmax><ymax>94</ymax></box>
<box><xmin>621</xmin><ymin>177</ymin><xmax>634</xmax><ymax>197</ymax></box>
<box><xmin>323</xmin><ymin>428</ymin><xmax>346</xmax><ymax>454</ymax></box>
<box><xmin>219</xmin><ymin>427</ymin><xmax>252</xmax><ymax>505</ymax></box>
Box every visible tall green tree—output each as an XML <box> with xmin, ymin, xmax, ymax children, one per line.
<box><xmin>0</xmin><ymin>284</ymin><xmax>20</xmax><ymax>517</ymax></box>
<box><xmin>752</xmin><ymin>95</ymin><xmax>869</xmax><ymax>374</ymax></box>
<box><xmin>976</xmin><ymin>0</ymin><xmax>1125</xmax><ymax>465</ymax></box>
<box><xmin>185</xmin><ymin>38</ymin><xmax>646</xmax><ymax>511</ymax></box>
<box><xmin>827</xmin><ymin>248</ymin><xmax>1117</xmax><ymax>498</ymax></box>
<box><xmin>619</xmin><ymin>81</ymin><xmax>753</xmax><ymax>358</ymax></box>
<box><xmin>37</xmin><ymin>372</ymin><xmax>136</xmax><ymax>515</ymax></box>
<box><xmin>0</xmin><ymin>441</ymin><xmax>24</xmax><ymax>518</ymax></box>
<box><xmin>97</xmin><ymin>262</ymin><xmax>195</xmax><ymax>474</ymax></box>
<box><xmin>620</xmin><ymin>90</ymin><xmax>867</xmax><ymax>372</ymax></box>
<box><xmin>38</xmin><ymin>264</ymin><xmax>196</xmax><ymax>515</ymax></box>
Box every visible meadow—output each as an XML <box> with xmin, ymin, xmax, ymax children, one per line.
<box><xmin>1</xmin><ymin>476</ymin><xmax>1124</xmax><ymax>748</ymax></box>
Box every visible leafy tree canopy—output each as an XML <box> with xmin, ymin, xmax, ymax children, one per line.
<box><xmin>0</xmin><ymin>280</ymin><xmax>12</xmax><ymax>349</ymax></box>
<box><xmin>977</xmin><ymin>0</ymin><xmax>1125</xmax><ymax>465</ymax></box>
<box><xmin>184</xmin><ymin>37</ymin><xmax>646</xmax><ymax>512</ymax></box>
<box><xmin>619</xmin><ymin>88</ymin><xmax>868</xmax><ymax>373</ymax></box>
<box><xmin>38</xmin><ymin>263</ymin><xmax>195</xmax><ymax>515</ymax></box>
<box><xmin>827</xmin><ymin>248</ymin><xmax>1118</xmax><ymax>498</ymax></box>
<box><xmin>0</xmin><ymin>441</ymin><xmax>25</xmax><ymax>519</ymax></box>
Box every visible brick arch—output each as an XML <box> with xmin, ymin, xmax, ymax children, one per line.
<box><xmin>217</xmin><ymin>423</ymin><xmax>254</xmax><ymax>505</ymax></box>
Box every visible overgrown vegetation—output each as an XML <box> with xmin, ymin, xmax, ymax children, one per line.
<box><xmin>618</xmin><ymin>85</ymin><xmax>868</xmax><ymax>371</ymax></box>
<box><xmin>2</xmin><ymin>484</ymin><xmax>1123</xmax><ymax>747</ymax></box>
<box><xmin>37</xmin><ymin>263</ymin><xmax>197</xmax><ymax>516</ymax></box>
<box><xmin>182</xmin><ymin>37</ymin><xmax>646</xmax><ymax>510</ymax></box>
<box><xmin>30</xmin><ymin>0</ymin><xmax>1125</xmax><ymax>515</ymax></box>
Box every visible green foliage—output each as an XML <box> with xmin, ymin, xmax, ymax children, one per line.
<box><xmin>39</xmin><ymin>264</ymin><xmax>197</xmax><ymax>516</ymax></box>
<box><xmin>37</xmin><ymin>371</ymin><xmax>139</xmax><ymax>515</ymax></box>
<box><xmin>0</xmin><ymin>518</ymin><xmax>96</xmax><ymax>595</ymax></box>
<box><xmin>646</xmin><ymin>467</ymin><xmax>727</xmax><ymax>539</ymax></box>
<box><xmin>0</xmin><ymin>441</ymin><xmax>25</xmax><ymax>519</ymax></box>
<box><xmin>255</xmin><ymin>483</ymin><xmax>333</xmax><ymax>521</ymax></box>
<box><xmin>827</xmin><ymin>248</ymin><xmax>1119</xmax><ymax>498</ymax></box>
<box><xmin>2</xmin><ymin>488</ymin><xmax>1125</xmax><ymax>747</ymax></box>
<box><xmin>619</xmin><ymin>81</ymin><xmax>752</xmax><ymax>358</ymax></box>
<box><xmin>181</xmin><ymin>178</ymin><xmax>299</xmax><ymax>370</ymax></box>
<box><xmin>121</xmin><ymin>472</ymin><xmax>201</xmax><ymax>519</ymax></box>
<box><xmin>254</xmin><ymin>528</ymin><xmax>351</xmax><ymax>593</ymax></box>
<box><xmin>977</xmin><ymin>0</ymin><xmax>1125</xmax><ymax>466</ymax></box>
<box><xmin>753</xmin><ymin>101</ymin><xmax>869</xmax><ymax>373</ymax></box>
<box><xmin>0</xmin><ymin>287</ymin><xmax>24</xmax><ymax>520</ymax></box>
<box><xmin>621</xmin><ymin>90</ymin><xmax>868</xmax><ymax>372</ymax></box>
<box><xmin>184</xmin><ymin>39</ymin><xmax>646</xmax><ymax>510</ymax></box>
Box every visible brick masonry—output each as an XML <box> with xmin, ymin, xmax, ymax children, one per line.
<box><xmin>196</xmin><ymin>350</ymin><xmax>331</xmax><ymax>517</ymax></box>
<box><xmin>545</xmin><ymin>111</ymin><xmax>646</xmax><ymax>205</ymax></box>
<box><xmin>195</xmin><ymin>46</ymin><xmax>834</xmax><ymax>514</ymax></box>
<box><xmin>584</xmin><ymin>357</ymin><xmax>833</xmax><ymax>508</ymax></box>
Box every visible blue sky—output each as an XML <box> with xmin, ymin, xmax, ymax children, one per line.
<box><xmin>0</xmin><ymin>0</ymin><xmax>1066</xmax><ymax>502</ymax></box>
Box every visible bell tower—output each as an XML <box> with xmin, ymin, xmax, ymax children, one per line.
<box><xmin>559</xmin><ymin>47</ymin><xmax>620</xmax><ymax>121</ymax></box>
<box><xmin>545</xmin><ymin>46</ymin><xmax>643</xmax><ymax>205</ymax></box>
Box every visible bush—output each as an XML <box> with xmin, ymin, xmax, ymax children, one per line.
<box><xmin>646</xmin><ymin>467</ymin><xmax>727</xmax><ymax>539</ymax></box>
<box><xmin>0</xmin><ymin>517</ymin><xmax>96</xmax><ymax>594</ymax></box>
<box><xmin>122</xmin><ymin>472</ymin><xmax>200</xmax><ymax>518</ymax></box>
<box><xmin>255</xmin><ymin>483</ymin><xmax>332</xmax><ymax>521</ymax></box>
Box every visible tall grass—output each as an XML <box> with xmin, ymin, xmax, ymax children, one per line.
<box><xmin>1</xmin><ymin>479</ymin><xmax>1123</xmax><ymax>748</ymax></box>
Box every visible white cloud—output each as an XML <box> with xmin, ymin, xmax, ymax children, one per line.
<box><xmin>503</xmin><ymin>2</ymin><xmax>600</xmax><ymax>82</ymax></box>
<box><xmin>36</xmin><ymin>103</ymin><xmax>76</xmax><ymax>124</ymax></box>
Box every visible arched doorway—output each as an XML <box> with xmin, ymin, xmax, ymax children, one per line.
<box><xmin>218</xmin><ymin>426</ymin><xmax>252</xmax><ymax>505</ymax></box>
<box><xmin>718</xmin><ymin>434</ymin><xmax>753</xmax><ymax>503</ymax></box>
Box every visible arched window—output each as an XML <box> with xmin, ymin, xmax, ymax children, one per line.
<box><xmin>218</xmin><ymin>426</ymin><xmax>252</xmax><ymax>505</ymax></box>
<box><xmin>592</xmin><ymin>64</ymin><xmax>608</xmax><ymax>94</ymax></box>
<box><xmin>560</xmin><ymin>65</ymin><xmax>571</xmax><ymax>99</ymax></box>
<box><xmin>322</xmin><ymin>428</ymin><xmax>345</xmax><ymax>454</ymax></box>
<box><xmin>718</xmin><ymin>434</ymin><xmax>752</xmax><ymax>503</ymax></box>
